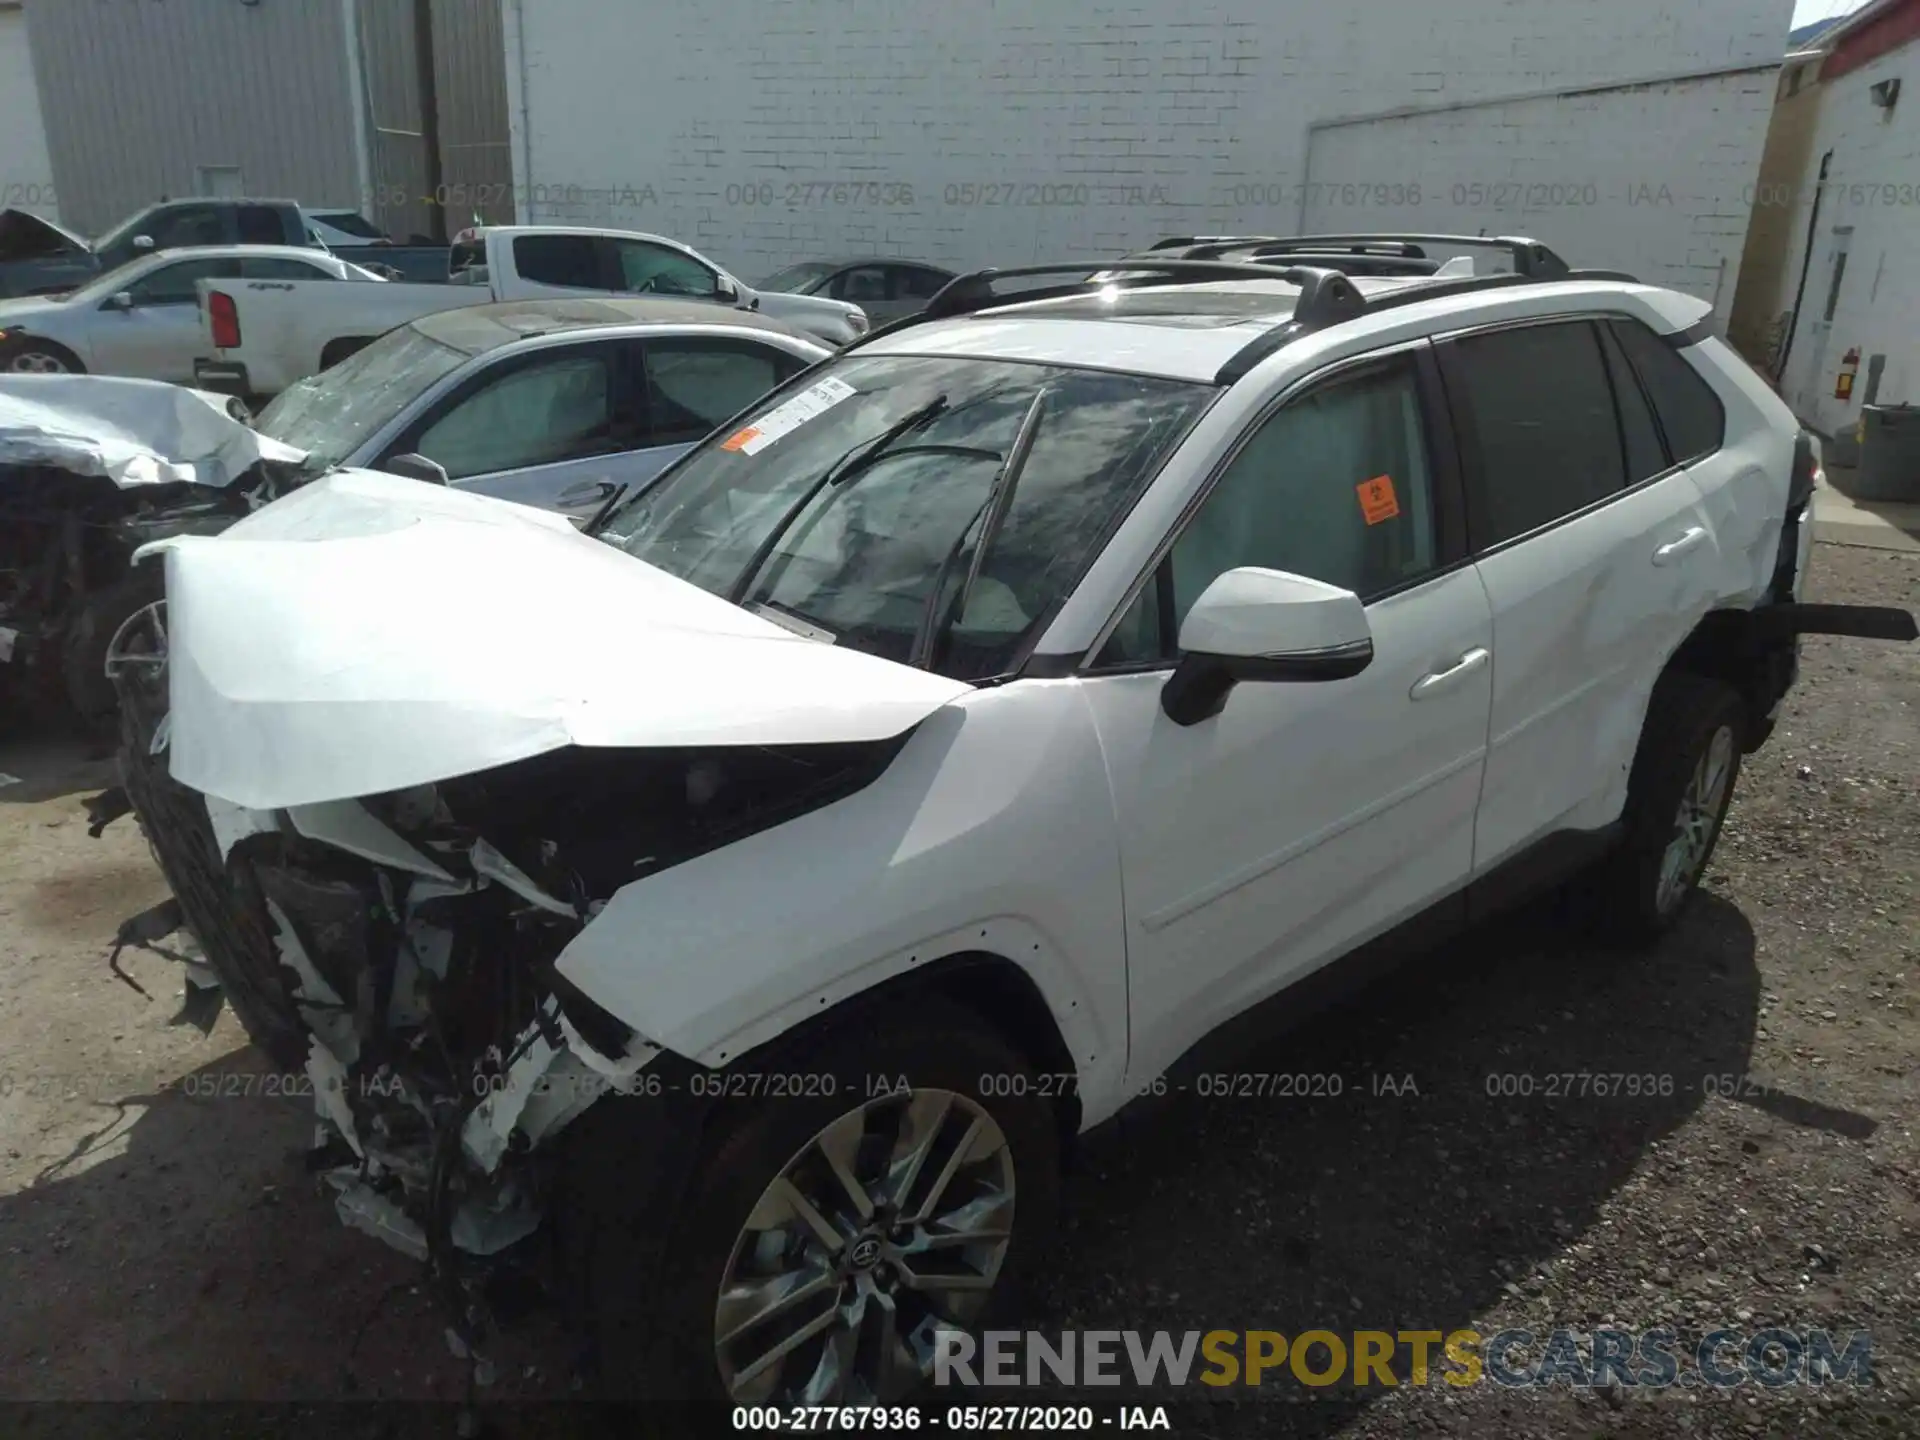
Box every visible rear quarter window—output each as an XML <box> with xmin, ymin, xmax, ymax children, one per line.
<box><xmin>1608</xmin><ymin>319</ymin><xmax>1727</xmax><ymax>466</ymax></box>
<box><xmin>512</xmin><ymin>234</ymin><xmax>603</xmax><ymax>289</ymax></box>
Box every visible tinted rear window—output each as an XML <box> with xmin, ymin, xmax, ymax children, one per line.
<box><xmin>1608</xmin><ymin>319</ymin><xmax>1727</xmax><ymax>466</ymax></box>
<box><xmin>1449</xmin><ymin>320</ymin><xmax>1625</xmax><ymax>547</ymax></box>
<box><xmin>512</xmin><ymin>234</ymin><xmax>602</xmax><ymax>289</ymax></box>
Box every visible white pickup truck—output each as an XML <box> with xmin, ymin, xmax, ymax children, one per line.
<box><xmin>193</xmin><ymin>225</ymin><xmax>870</xmax><ymax>398</ymax></box>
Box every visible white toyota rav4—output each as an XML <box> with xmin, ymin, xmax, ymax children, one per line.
<box><xmin>116</xmin><ymin>234</ymin><xmax>1915</xmax><ymax>1414</ymax></box>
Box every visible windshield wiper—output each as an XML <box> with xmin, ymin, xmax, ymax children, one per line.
<box><xmin>585</xmin><ymin>481</ymin><xmax>630</xmax><ymax>531</ymax></box>
<box><xmin>907</xmin><ymin>387</ymin><xmax>1048</xmax><ymax>671</ymax></box>
<box><xmin>725</xmin><ymin>394</ymin><xmax>950</xmax><ymax>606</ymax></box>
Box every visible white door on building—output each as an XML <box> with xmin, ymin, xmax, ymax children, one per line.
<box><xmin>196</xmin><ymin>166</ymin><xmax>246</xmax><ymax>199</ymax></box>
<box><xmin>1795</xmin><ymin>225</ymin><xmax>1852</xmax><ymax>421</ymax></box>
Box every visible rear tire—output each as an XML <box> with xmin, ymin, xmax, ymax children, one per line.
<box><xmin>570</xmin><ymin>997</ymin><xmax>1062</xmax><ymax>1419</ymax></box>
<box><xmin>1583</xmin><ymin>671</ymin><xmax>1746</xmax><ymax>945</ymax></box>
<box><xmin>318</xmin><ymin>337</ymin><xmax>373</xmax><ymax>370</ymax></box>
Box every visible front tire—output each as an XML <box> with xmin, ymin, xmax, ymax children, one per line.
<box><xmin>576</xmin><ymin>997</ymin><xmax>1062</xmax><ymax>1416</ymax></box>
<box><xmin>1586</xmin><ymin>671</ymin><xmax>1746</xmax><ymax>944</ymax></box>
<box><xmin>2</xmin><ymin>337</ymin><xmax>84</xmax><ymax>374</ymax></box>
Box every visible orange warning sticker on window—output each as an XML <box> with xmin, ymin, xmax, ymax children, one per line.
<box><xmin>720</xmin><ymin>426</ymin><xmax>761</xmax><ymax>453</ymax></box>
<box><xmin>1357</xmin><ymin>474</ymin><xmax>1400</xmax><ymax>525</ymax></box>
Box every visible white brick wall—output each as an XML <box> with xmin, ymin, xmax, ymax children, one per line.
<box><xmin>0</xmin><ymin>8</ymin><xmax>59</xmax><ymax>221</ymax></box>
<box><xmin>507</xmin><ymin>0</ymin><xmax>1792</xmax><ymax>310</ymax></box>
<box><xmin>1763</xmin><ymin>45</ymin><xmax>1920</xmax><ymax>434</ymax></box>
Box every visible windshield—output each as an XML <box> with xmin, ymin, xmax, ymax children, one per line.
<box><xmin>311</xmin><ymin>212</ymin><xmax>385</xmax><ymax>240</ymax></box>
<box><xmin>89</xmin><ymin>207</ymin><xmax>154</xmax><ymax>258</ymax></box>
<box><xmin>757</xmin><ymin>262</ymin><xmax>837</xmax><ymax>293</ymax></box>
<box><xmin>597</xmin><ymin>354</ymin><xmax>1214</xmax><ymax>680</ymax></box>
<box><xmin>64</xmin><ymin>255</ymin><xmax>162</xmax><ymax>304</ymax></box>
<box><xmin>253</xmin><ymin>325</ymin><xmax>470</xmax><ymax>470</ymax></box>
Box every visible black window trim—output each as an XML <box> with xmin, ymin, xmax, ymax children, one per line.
<box><xmin>1073</xmin><ymin>336</ymin><xmax>1471</xmax><ymax>678</ymax></box>
<box><xmin>510</xmin><ymin>232</ymin><xmax>606</xmax><ymax>291</ymax></box>
<box><xmin>125</xmin><ymin>255</ymin><xmax>246</xmax><ymax>307</ymax></box>
<box><xmin>378</xmin><ymin>336</ymin><xmax>642</xmax><ymax>479</ymax></box>
<box><xmin>1607</xmin><ymin>315</ymin><xmax>1729</xmax><ymax>470</ymax></box>
<box><xmin>1594</xmin><ymin>317</ymin><xmax>1675</xmax><ymax>479</ymax></box>
<box><xmin>1432</xmin><ymin>310</ymin><xmax>1720</xmax><ymax>562</ymax></box>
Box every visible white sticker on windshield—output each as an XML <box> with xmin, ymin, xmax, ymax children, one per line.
<box><xmin>721</xmin><ymin>376</ymin><xmax>857</xmax><ymax>456</ymax></box>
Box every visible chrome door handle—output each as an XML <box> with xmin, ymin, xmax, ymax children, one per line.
<box><xmin>1410</xmin><ymin>647</ymin><xmax>1490</xmax><ymax>701</ymax></box>
<box><xmin>1652</xmin><ymin>526</ymin><xmax>1709</xmax><ymax>566</ymax></box>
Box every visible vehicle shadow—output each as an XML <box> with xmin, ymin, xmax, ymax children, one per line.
<box><xmin>1027</xmin><ymin>889</ymin><xmax>1845</xmax><ymax>1436</ymax></box>
<box><xmin>0</xmin><ymin>727</ymin><xmax>117</xmax><ymax>805</ymax></box>
<box><xmin>0</xmin><ymin>889</ymin><xmax>1866</xmax><ymax>1438</ymax></box>
<box><xmin>0</xmin><ymin>1044</ymin><xmax>581</xmax><ymax>1414</ymax></box>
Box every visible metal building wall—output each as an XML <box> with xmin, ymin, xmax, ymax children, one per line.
<box><xmin>22</xmin><ymin>0</ymin><xmax>362</xmax><ymax>234</ymax></box>
<box><xmin>431</xmin><ymin>0</ymin><xmax>513</xmax><ymax>230</ymax></box>
<box><xmin>353</xmin><ymin>0</ymin><xmax>436</xmax><ymax>241</ymax></box>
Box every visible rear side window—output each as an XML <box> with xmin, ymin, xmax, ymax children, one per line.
<box><xmin>1597</xmin><ymin>323</ymin><xmax>1669</xmax><ymax>485</ymax></box>
<box><xmin>1608</xmin><ymin>319</ymin><xmax>1726</xmax><ymax>465</ymax></box>
<box><xmin>898</xmin><ymin>267</ymin><xmax>951</xmax><ymax>300</ymax></box>
<box><xmin>237</xmin><ymin>206</ymin><xmax>287</xmax><ymax>245</ymax></box>
<box><xmin>242</xmin><ymin>257</ymin><xmax>330</xmax><ymax>281</ymax></box>
<box><xmin>512</xmin><ymin>234</ymin><xmax>603</xmax><ymax>289</ymax></box>
<box><xmin>1447</xmin><ymin>320</ymin><xmax>1624</xmax><ymax>548</ymax></box>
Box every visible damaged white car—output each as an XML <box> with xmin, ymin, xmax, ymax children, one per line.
<box><xmin>118</xmin><ymin>239</ymin><xmax>1917</xmax><ymax>1415</ymax></box>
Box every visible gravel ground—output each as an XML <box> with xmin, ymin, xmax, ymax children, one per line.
<box><xmin>0</xmin><ymin>540</ymin><xmax>1914</xmax><ymax>1439</ymax></box>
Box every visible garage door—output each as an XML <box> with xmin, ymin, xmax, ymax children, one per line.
<box><xmin>1298</xmin><ymin>73</ymin><xmax>1771</xmax><ymax>321</ymax></box>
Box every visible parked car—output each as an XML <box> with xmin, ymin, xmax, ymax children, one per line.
<box><xmin>0</xmin><ymin>374</ymin><xmax>301</xmax><ymax>728</ymax></box>
<box><xmin>757</xmin><ymin>256</ymin><xmax>958</xmax><ymax>322</ymax></box>
<box><xmin>115</xmin><ymin>235</ymin><xmax>1917</xmax><ymax>1416</ymax></box>
<box><xmin>0</xmin><ymin>199</ymin><xmax>319</xmax><ymax>300</ymax></box>
<box><xmin>0</xmin><ymin>208</ymin><xmax>99</xmax><ymax>299</ymax></box>
<box><xmin>249</xmin><ymin>296</ymin><xmax>830</xmax><ymax>515</ymax></box>
<box><xmin>0</xmin><ymin>245</ymin><xmax>389</xmax><ymax>385</ymax></box>
<box><xmin>196</xmin><ymin>226</ymin><xmax>870</xmax><ymax>400</ymax></box>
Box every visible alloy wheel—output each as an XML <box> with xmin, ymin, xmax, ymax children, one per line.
<box><xmin>715</xmin><ymin>1088</ymin><xmax>1016</xmax><ymax>1405</ymax></box>
<box><xmin>7</xmin><ymin>349</ymin><xmax>68</xmax><ymax>374</ymax></box>
<box><xmin>1656</xmin><ymin>723</ymin><xmax>1735</xmax><ymax>913</ymax></box>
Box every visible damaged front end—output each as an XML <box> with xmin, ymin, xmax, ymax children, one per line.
<box><xmin>117</xmin><ymin>680</ymin><xmax>902</xmax><ymax>1362</ymax></box>
<box><xmin>0</xmin><ymin>375</ymin><xmax>304</xmax><ymax>728</ymax></box>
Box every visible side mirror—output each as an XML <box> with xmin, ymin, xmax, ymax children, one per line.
<box><xmin>382</xmin><ymin>452</ymin><xmax>450</xmax><ymax>487</ymax></box>
<box><xmin>102</xmin><ymin>291</ymin><xmax>134</xmax><ymax>312</ymax></box>
<box><xmin>1160</xmin><ymin>567</ymin><xmax>1374</xmax><ymax>727</ymax></box>
<box><xmin>132</xmin><ymin>234</ymin><xmax>156</xmax><ymax>252</ymax></box>
<box><xmin>715</xmin><ymin>276</ymin><xmax>740</xmax><ymax>303</ymax></box>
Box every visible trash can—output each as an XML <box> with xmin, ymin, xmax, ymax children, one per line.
<box><xmin>1855</xmin><ymin>403</ymin><xmax>1920</xmax><ymax>502</ymax></box>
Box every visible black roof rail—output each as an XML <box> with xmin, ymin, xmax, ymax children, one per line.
<box><xmin>1236</xmin><ymin>250</ymin><xmax>1443</xmax><ymax>276</ymax></box>
<box><xmin>1213</xmin><ymin>272</ymin><xmax>1541</xmax><ymax>385</ymax></box>
<box><xmin>1115</xmin><ymin>247</ymin><xmax>1440</xmax><ymax>277</ymax></box>
<box><xmin>1267</xmin><ymin>233</ymin><xmax>1572</xmax><ymax>279</ymax></box>
<box><xmin>1145</xmin><ymin>234</ymin><xmax>1280</xmax><ymax>252</ymax></box>
<box><xmin>915</xmin><ymin>260</ymin><xmax>1368</xmax><ymax>330</ymax></box>
<box><xmin>1186</xmin><ymin>238</ymin><xmax>1434</xmax><ymax>262</ymax></box>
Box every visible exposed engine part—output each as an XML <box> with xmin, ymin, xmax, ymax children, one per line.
<box><xmin>112</xmin><ymin>579</ymin><xmax>906</xmax><ymax>1388</ymax></box>
<box><xmin>0</xmin><ymin>461</ymin><xmax>288</xmax><ymax>727</ymax></box>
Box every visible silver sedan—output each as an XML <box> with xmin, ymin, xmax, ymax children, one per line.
<box><xmin>0</xmin><ymin>244</ymin><xmax>385</xmax><ymax>384</ymax></box>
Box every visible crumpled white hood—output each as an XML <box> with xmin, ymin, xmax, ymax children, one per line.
<box><xmin>150</xmin><ymin>469</ymin><xmax>973</xmax><ymax>810</ymax></box>
<box><xmin>0</xmin><ymin>373</ymin><xmax>307</xmax><ymax>487</ymax></box>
